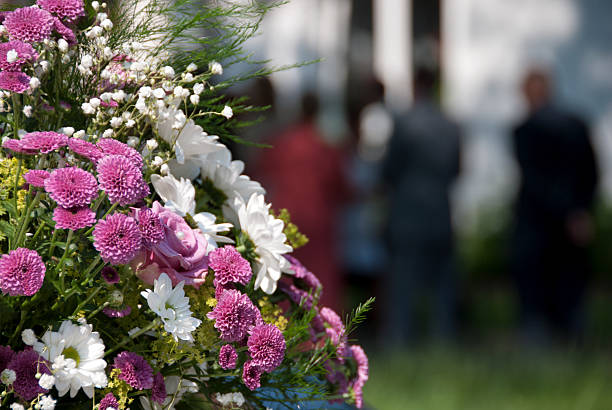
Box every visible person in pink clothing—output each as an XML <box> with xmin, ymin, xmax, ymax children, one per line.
<box><xmin>255</xmin><ymin>93</ymin><xmax>350</xmax><ymax>313</ymax></box>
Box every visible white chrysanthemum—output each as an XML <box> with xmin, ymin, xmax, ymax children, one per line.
<box><xmin>156</xmin><ymin>106</ymin><xmax>223</xmax><ymax>173</ymax></box>
<box><xmin>151</xmin><ymin>173</ymin><xmax>233</xmax><ymax>248</ymax></box>
<box><xmin>141</xmin><ymin>273</ymin><xmax>202</xmax><ymax>342</ymax></box>
<box><xmin>197</xmin><ymin>147</ymin><xmax>265</xmax><ymax>206</ymax></box>
<box><xmin>33</xmin><ymin>321</ymin><xmax>107</xmax><ymax>398</ymax></box>
<box><xmin>230</xmin><ymin>193</ymin><xmax>293</xmax><ymax>294</ymax></box>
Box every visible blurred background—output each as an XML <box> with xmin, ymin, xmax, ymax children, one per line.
<box><xmin>225</xmin><ymin>0</ymin><xmax>612</xmax><ymax>409</ymax></box>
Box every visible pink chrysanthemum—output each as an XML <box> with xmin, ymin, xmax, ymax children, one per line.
<box><xmin>349</xmin><ymin>345</ymin><xmax>368</xmax><ymax>408</ymax></box>
<box><xmin>242</xmin><ymin>360</ymin><xmax>262</xmax><ymax>391</ymax></box>
<box><xmin>0</xmin><ymin>40</ymin><xmax>38</xmax><ymax>71</ymax></box>
<box><xmin>214</xmin><ymin>283</ymin><xmax>233</xmax><ymax>300</ymax></box>
<box><xmin>2</xmin><ymin>138</ymin><xmax>30</xmax><ymax>153</ymax></box>
<box><xmin>286</xmin><ymin>255</ymin><xmax>322</xmax><ymax>292</ymax></box>
<box><xmin>23</xmin><ymin>170</ymin><xmax>50</xmax><ymax>188</ymax></box>
<box><xmin>320</xmin><ymin>307</ymin><xmax>345</xmax><ymax>346</ymax></box>
<box><xmin>37</xmin><ymin>0</ymin><xmax>84</xmax><ymax>23</ymax></box>
<box><xmin>218</xmin><ymin>344</ymin><xmax>237</xmax><ymax>370</ymax></box>
<box><xmin>247</xmin><ymin>324</ymin><xmax>285</xmax><ymax>373</ymax></box>
<box><xmin>113</xmin><ymin>351</ymin><xmax>154</xmax><ymax>390</ymax></box>
<box><xmin>97</xmin><ymin>138</ymin><xmax>143</xmax><ymax>168</ymax></box>
<box><xmin>207</xmin><ymin>289</ymin><xmax>261</xmax><ymax>342</ymax></box>
<box><xmin>97</xmin><ymin>155</ymin><xmax>146</xmax><ymax>206</ymax></box>
<box><xmin>93</xmin><ymin>213</ymin><xmax>142</xmax><ymax>265</ymax></box>
<box><xmin>100</xmin><ymin>266</ymin><xmax>119</xmax><ymax>284</ymax></box>
<box><xmin>4</xmin><ymin>7</ymin><xmax>53</xmax><ymax>42</ymax></box>
<box><xmin>133</xmin><ymin>207</ymin><xmax>165</xmax><ymax>248</ymax></box>
<box><xmin>209</xmin><ymin>246</ymin><xmax>252</xmax><ymax>287</ymax></box>
<box><xmin>52</xmin><ymin>17</ymin><xmax>76</xmax><ymax>44</ymax></box>
<box><xmin>68</xmin><ymin>137</ymin><xmax>103</xmax><ymax>162</ymax></box>
<box><xmin>44</xmin><ymin>167</ymin><xmax>98</xmax><ymax>208</ymax></box>
<box><xmin>20</xmin><ymin>131</ymin><xmax>68</xmax><ymax>154</ymax></box>
<box><xmin>152</xmin><ymin>372</ymin><xmax>167</xmax><ymax>404</ymax></box>
<box><xmin>7</xmin><ymin>350</ymin><xmax>51</xmax><ymax>401</ymax></box>
<box><xmin>0</xmin><ymin>248</ymin><xmax>45</xmax><ymax>296</ymax></box>
<box><xmin>98</xmin><ymin>393</ymin><xmax>119</xmax><ymax>410</ymax></box>
<box><xmin>0</xmin><ymin>70</ymin><xmax>30</xmax><ymax>93</ymax></box>
<box><xmin>102</xmin><ymin>305</ymin><xmax>132</xmax><ymax>318</ymax></box>
<box><xmin>0</xmin><ymin>345</ymin><xmax>15</xmax><ymax>371</ymax></box>
<box><xmin>53</xmin><ymin>206</ymin><xmax>96</xmax><ymax>230</ymax></box>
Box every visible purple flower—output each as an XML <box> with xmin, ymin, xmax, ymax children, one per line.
<box><xmin>0</xmin><ymin>345</ymin><xmax>15</xmax><ymax>372</ymax></box>
<box><xmin>68</xmin><ymin>137</ymin><xmax>103</xmax><ymax>162</ymax></box>
<box><xmin>93</xmin><ymin>213</ymin><xmax>142</xmax><ymax>265</ymax></box>
<box><xmin>0</xmin><ymin>71</ymin><xmax>30</xmax><ymax>93</ymax></box>
<box><xmin>23</xmin><ymin>169</ymin><xmax>50</xmax><ymax>188</ymax></box>
<box><xmin>278</xmin><ymin>281</ymin><xmax>315</xmax><ymax>310</ymax></box>
<box><xmin>20</xmin><ymin>131</ymin><xmax>68</xmax><ymax>154</ymax></box>
<box><xmin>113</xmin><ymin>351</ymin><xmax>154</xmax><ymax>390</ymax></box>
<box><xmin>209</xmin><ymin>245</ymin><xmax>252</xmax><ymax>287</ymax></box>
<box><xmin>0</xmin><ymin>248</ymin><xmax>45</xmax><ymax>296</ymax></box>
<box><xmin>97</xmin><ymin>154</ymin><xmax>146</xmax><ymax>206</ymax></box>
<box><xmin>102</xmin><ymin>305</ymin><xmax>132</xmax><ymax>318</ymax></box>
<box><xmin>207</xmin><ymin>289</ymin><xmax>261</xmax><ymax>342</ymax></box>
<box><xmin>130</xmin><ymin>202</ymin><xmax>209</xmax><ymax>288</ymax></box>
<box><xmin>97</xmin><ymin>138</ymin><xmax>143</xmax><ymax>168</ymax></box>
<box><xmin>242</xmin><ymin>360</ymin><xmax>262</xmax><ymax>391</ymax></box>
<box><xmin>247</xmin><ymin>324</ymin><xmax>285</xmax><ymax>373</ymax></box>
<box><xmin>53</xmin><ymin>206</ymin><xmax>96</xmax><ymax>230</ymax></box>
<box><xmin>0</xmin><ymin>40</ymin><xmax>38</xmax><ymax>71</ymax></box>
<box><xmin>100</xmin><ymin>266</ymin><xmax>120</xmax><ymax>284</ymax></box>
<box><xmin>98</xmin><ymin>393</ymin><xmax>119</xmax><ymax>410</ymax></box>
<box><xmin>52</xmin><ymin>17</ymin><xmax>76</xmax><ymax>44</ymax></box>
<box><xmin>286</xmin><ymin>255</ymin><xmax>322</xmax><ymax>292</ymax></box>
<box><xmin>37</xmin><ymin>0</ymin><xmax>84</xmax><ymax>23</ymax></box>
<box><xmin>133</xmin><ymin>207</ymin><xmax>165</xmax><ymax>248</ymax></box>
<box><xmin>218</xmin><ymin>344</ymin><xmax>237</xmax><ymax>370</ymax></box>
<box><xmin>4</xmin><ymin>7</ymin><xmax>54</xmax><ymax>42</ymax></box>
<box><xmin>44</xmin><ymin>167</ymin><xmax>98</xmax><ymax>208</ymax></box>
<box><xmin>7</xmin><ymin>350</ymin><xmax>51</xmax><ymax>401</ymax></box>
<box><xmin>152</xmin><ymin>372</ymin><xmax>167</xmax><ymax>404</ymax></box>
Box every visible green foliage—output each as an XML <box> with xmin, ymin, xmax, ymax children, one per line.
<box><xmin>273</xmin><ymin>208</ymin><xmax>309</xmax><ymax>250</ymax></box>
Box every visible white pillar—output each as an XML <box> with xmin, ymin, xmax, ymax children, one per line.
<box><xmin>373</xmin><ymin>0</ymin><xmax>413</xmax><ymax>111</ymax></box>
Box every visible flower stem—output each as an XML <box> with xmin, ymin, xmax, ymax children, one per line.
<box><xmin>14</xmin><ymin>190</ymin><xmax>43</xmax><ymax>248</ymax></box>
<box><xmin>105</xmin><ymin>319</ymin><xmax>160</xmax><ymax>357</ymax></box>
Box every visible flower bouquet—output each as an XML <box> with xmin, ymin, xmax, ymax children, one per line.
<box><xmin>0</xmin><ymin>0</ymin><xmax>372</xmax><ymax>409</ymax></box>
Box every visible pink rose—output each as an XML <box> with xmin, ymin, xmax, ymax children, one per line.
<box><xmin>131</xmin><ymin>201</ymin><xmax>209</xmax><ymax>287</ymax></box>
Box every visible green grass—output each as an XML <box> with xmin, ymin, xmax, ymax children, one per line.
<box><xmin>364</xmin><ymin>347</ymin><xmax>612</xmax><ymax>410</ymax></box>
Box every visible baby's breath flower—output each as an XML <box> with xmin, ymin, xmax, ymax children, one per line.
<box><xmin>209</xmin><ymin>61</ymin><xmax>223</xmax><ymax>75</ymax></box>
<box><xmin>29</xmin><ymin>77</ymin><xmax>40</xmax><ymax>89</ymax></box>
<box><xmin>110</xmin><ymin>117</ymin><xmax>122</xmax><ymax>128</ymax></box>
<box><xmin>57</xmin><ymin>39</ymin><xmax>68</xmax><ymax>53</ymax></box>
<box><xmin>186</xmin><ymin>62</ymin><xmax>197</xmax><ymax>72</ymax></box>
<box><xmin>193</xmin><ymin>83</ymin><xmax>204</xmax><ymax>95</ymax></box>
<box><xmin>102</xmin><ymin>129</ymin><xmax>113</xmax><ymax>138</ymax></box>
<box><xmin>22</xmin><ymin>105</ymin><xmax>32</xmax><ymax>117</ymax></box>
<box><xmin>221</xmin><ymin>105</ymin><xmax>233</xmax><ymax>119</ymax></box>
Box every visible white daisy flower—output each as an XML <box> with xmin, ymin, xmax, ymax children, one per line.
<box><xmin>150</xmin><ymin>173</ymin><xmax>196</xmax><ymax>216</ymax></box>
<box><xmin>151</xmin><ymin>173</ymin><xmax>233</xmax><ymax>248</ymax></box>
<box><xmin>34</xmin><ymin>321</ymin><xmax>107</xmax><ymax>398</ymax></box>
<box><xmin>141</xmin><ymin>273</ymin><xmax>202</xmax><ymax>342</ymax></box>
<box><xmin>198</xmin><ymin>146</ymin><xmax>265</xmax><ymax>205</ymax></box>
<box><xmin>229</xmin><ymin>193</ymin><xmax>293</xmax><ymax>294</ymax></box>
<box><xmin>156</xmin><ymin>106</ymin><xmax>224</xmax><ymax>175</ymax></box>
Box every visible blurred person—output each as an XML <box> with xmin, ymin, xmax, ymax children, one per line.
<box><xmin>512</xmin><ymin>68</ymin><xmax>598</xmax><ymax>343</ymax></box>
<box><xmin>381</xmin><ymin>67</ymin><xmax>461</xmax><ymax>345</ymax></box>
<box><xmin>255</xmin><ymin>92</ymin><xmax>350</xmax><ymax>313</ymax></box>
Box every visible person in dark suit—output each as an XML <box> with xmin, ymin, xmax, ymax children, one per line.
<box><xmin>512</xmin><ymin>69</ymin><xmax>598</xmax><ymax>343</ymax></box>
<box><xmin>382</xmin><ymin>67</ymin><xmax>461</xmax><ymax>345</ymax></box>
